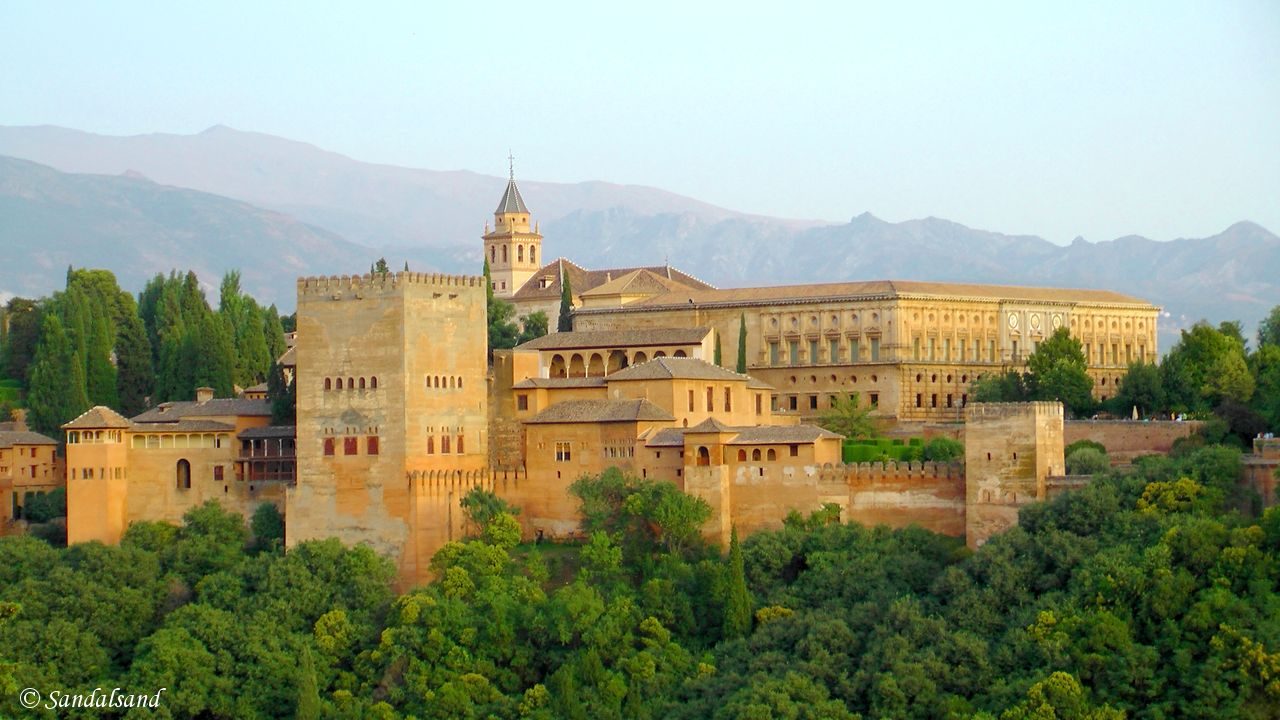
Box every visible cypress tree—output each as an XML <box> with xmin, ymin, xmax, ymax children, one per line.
<box><xmin>26</xmin><ymin>314</ymin><xmax>89</xmax><ymax>436</ymax></box>
<box><xmin>558</xmin><ymin>270</ymin><xmax>573</xmax><ymax>333</ymax></box>
<box><xmin>714</xmin><ymin>332</ymin><xmax>722</xmax><ymax>366</ymax></box>
<box><xmin>85</xmin><ymin>313</ymin><xmax>119</xmax><ymax>408</ymax></box>
<box><xmin>268</xmin><ymin>361</ymin><xmax>295</xmax><ymax>425</ymax></box>
<box><xmin>263</xmin><ymin>305</ymin><xmax>287</xmax><ymax>363</ymax></box>
<box><xmin>3</xmin><ymin>299</ymin><xmax>42</xmax><ymax>382</ymax></box>
<box><xmin>723</xmin><ymin>526</ymin><xmax>753</xmax><ymax>640</ymax></box>
<box><xmin>115</xmin><ymin>311</ymin><xmax>154</xmax><ymax>416</ymax></box>
<box><xmin>295</xmin><ymin>645</ymin><xmax>322</xmax><ymax>720</ymax></box>
<box><xmin>736</xmin><ymin>313</ymin><xmax>748</xmax><ymax>373</ymax></box>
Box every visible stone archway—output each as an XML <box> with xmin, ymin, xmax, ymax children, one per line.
<box><xmin>606</xmin><ymin>350</ymin><xmax>628</xmax><ymax>375</ymax></box>
<box><xmin>569</xmin><ymin>354</ymin><xmax>586</xmax><ymax>378</ymax></box>
<box><xmin>587</xmin><ymin>353</ymin><xmax>605</xmax><ymax>377</ymax></box>
<box><xmin>549</xmin><ymin>354</ymin><xmax>567</xmax><ymax>378</ymax></box>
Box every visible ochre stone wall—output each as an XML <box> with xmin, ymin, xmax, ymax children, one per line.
<box><xmin>1064</xmin><ymin>420</ymin><xmax>1202</xmax><ymax>462</ymax></box>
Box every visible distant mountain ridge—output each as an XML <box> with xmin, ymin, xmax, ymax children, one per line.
<box><xmin>0</xmin><ymin>124</ymin><xmax>1276</xmax><ymax>352</ymax></box>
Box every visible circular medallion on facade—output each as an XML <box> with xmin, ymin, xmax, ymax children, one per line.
<box><xmin>1007</xmin><ymin>312</ymin><xmax>1019</xmax><ymax>329</ymax></box>
<box><xmin>1052</xmin><ymin>314</ymin><xmax>1063</xmax><ymax>330</ymax></box>
<box><xmin>1030</xmin><ymin>313</ymin><xmax>1041</xmax><ymax>331</ymax></box>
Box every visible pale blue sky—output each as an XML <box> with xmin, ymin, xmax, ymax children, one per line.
<box><xmin>2</xmin><ymin>1</ymin><xmax>1277</xmax><ymax>243</ymax></box>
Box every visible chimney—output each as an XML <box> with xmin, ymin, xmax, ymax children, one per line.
<box><xmin>195</xmin><ymin>387</ymin><xmax>214</xmax><ymax>404</ymax></box>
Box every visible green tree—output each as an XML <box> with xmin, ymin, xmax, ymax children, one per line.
<box><xmin>1027</xmin><ymin>328</ymin><xmax>1095</xmax><ymax>416</ymax></box>
<box><xmin>1113</xmin><ymin>360</ymin><xmax>1164</xmax><ymax>418</ymax></box>
<box><xmin>1258</xmin><ymin>305</ymin><xmax>1280</xmax><ymax>348</ymax></box>
<box><xmin>26</xmin><ymin>314</ymin><xmax>89</xmax><ymax>436</ymax></box>
<box><xmin>558</xmin><ymin>272</ymin><xmax>574</xmax><ymax>332</ymax></box>
<box><xmin>372</xmin><ymin>257</ymin><xmax>390</xmax><ymax>276</ymax></box>
<box><xmin>295</xmin><ymin>645</ymin><xmax>323</xmax><ymax>720</ymax></box>
<box><xmin>115</xmin><ymin>307</ymin><xmax>155</xmax><ymax>416</ymax></box>
<box><xmin>263</xmin><ymin>305</ymin><xmax>288</xmax><ymax>363</ymax></box>
<box><xmin>722</xmin><ymin>527</ymin><xmax>752</xmax><ymax>640</ymax></box>
<box><xmin>268</xmin><ymin>360</ymin><xmax>295</xmax><ymax>425</ymax></box>
<box><xmin>1066</xmin><ymin>447</ymin><xmax>1109</xmax><ymax>475</ymax></box>
<box><xmin>736</xmin><ymin>313</ymin><xmax>747</xmax><ymax>373</ymax></box>
<box><xmin>2</xmin><ymin>298</ymin><xmax>42</xmax><ymax>383</ymax></box>
<box><xmin>1249</xmin><ymin>344</ymin><xmax>1280</xmax><ymax>429</ymax></box>
<box><xmin>714</xmin><ymin>332</ymin><xmax>722</xmax><ymax>366</ymax></box>
<box><xmin>922</xmin><ymin>437</ymin><xmax>964</xmax><ymax>462</ymax></box>
<box><xmin>251</xmin><ymin>503</ymin><xmax>285</xmax><ymax>552</ymax></box>
<box><xmin>85</xmin><ymin>312</ymin><xmax>119</xmax><ymax>408</ymax></box>
<box><xmin>971</xmin><ymin>370</ymin><xmax>1031</xmax><ymax>403</ymax></box>
<box><xmin>518</xmin><ymin>311</ymin><xmax>550</xmax><ymax>345</ymax></box>
<box><xmin>485</xmin><ymin>258</ymin><xmax>521</xmax><ymax>354</ymax></box>
<box><xmin>1162</xmin><ymin>321</ymin><xmax>1254</xmax><ymax>412</ymax></box>
<box><xmin>817</xmin><ymin>392</ymin><xmax>876</xmax><ymax>440</ymax></box>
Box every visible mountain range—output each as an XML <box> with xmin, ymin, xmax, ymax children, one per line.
<box><xmin>1</xmin><ymin>124</ymin><xmax>1276</xmax><ymax>352</ymax></box>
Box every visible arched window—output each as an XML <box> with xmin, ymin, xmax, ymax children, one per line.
<box><xmin>427</xmin><ymin>436</ymin><xmax>435</xmax><ymax>454</ymax></box>
<box><xmin>370</xmin><ymin>376</ymin><xmax>378</xmax><ymax>389</ymax></box>
<box><xmin>449</xmin><ymin>376</ymin><xmax>455</xmax><ymax>389</ymax></box>
<box><xmin>697</xmin><ymin>447</ymin><xmax>710</xmax><ymax>466</ymax></box>
<box><xmin>324</xmin><ymin>378</ymin><xmax>332</xmax><ymax>391</ymax></box>
<box><xmin>176</xmin><ymin>459</ymin><xmax>191</xmax><ymax>489</ymax></box>
<box><xmin>502</xmin><ymin>245</ymin><xmax>508</xmax><ymax>263</ymax></box>
<box><xmin>766</xmin><ymin>448</ymin><xmax>777</xmax><ymax>461</ymax></box>
<box><xmin>324</xmin><ymin>438</ymin><xmax>335</xmax><ymax>456</ymax></box>
<box><xmin>674</xmin><ymin>349</ymin><xmax>687</xmax><ymax>358</ymax></box>
<box><xmin>737</xmin><ymin>449</ymin><xmax>747</xmax><ymax>461</ymax></box>
<box><xmin>517</xmin><ymin>245</ymin><xmax>524</xmax><ymax>262</ymax></box>
<box><xmin>752</xmin><ymin>449</ymin><xmax>761</xmax><ymax>461</ymax></box>
<box><xmin>347</xmin><ymin>377</ymin><xmax>354</xmax><ymax>390</ymax></box>
<box><xmin>336</xmin><ymin>378</ymin><xmax>343</xmax><ymax>390</ymax></box>
<box><xmin>442</xmin><ymin>435</ymin><xmax>451</xmax><ymax>454</ymax></box>
<box><xmin>490</xmin><ymin>245</ymin><xmax>496</xmax><ymax>262</ymax></box>
<box><xmin>457</xmin><ymin>434</ymin><xmax>464</xmax><ymax>454</ymax></box>
<box><xmin>358</xmin><ymin>377</ymin><xmax>366</xmax><ymax>389</ymax></box>
<box><xmin>632</xmin><ymin>351</ymin><xmax>648</xmax><ymax>364</ymax></box>
<box><xmin>530</xmin><ymin>246</ymin><xmax>537</xmax><ymax>264</ymax></box>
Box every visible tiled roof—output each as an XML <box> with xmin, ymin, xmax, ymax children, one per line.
<box><xmin>515</xmin><ymin>327</ymin><xmax>710</xmax><ymax>351</ymax></box>
<box><xmin>495</xmin><ymin>178</ymin><xmax>529</xmax><ymax>214</ymax></box>
<box><xmin>512</xmin><ymin>377</ymin><xmax>608</xmax><ymax>389</ymax></box>
<box><xmin>278</xmin><ymin>346</ymin><xmax>295</xmax><ymax>367</ymax></box>
<box><xmin>132</xmin><ymin>420</ymin><xmax>236</xmax><ymax>433</ymax></box>
<box><xmin>244</xmin><ymin>382</ymin><xmax>269</xmax><ymax>393</ymax></box>
<box><xmin>607</xmin><ymin>357</ymin><xmax>755</xmax><ymax>383</ymax></box>
<box><xmin>578</xmin><ymin>279</ymin><xmax>1153</xmax><ymax>312</ymax></box>
<box><xmin>644</xmin><ymin>428</ymin><xmax>688</xmax><ymax>447</ymax></box>
<box><xmin>726</xmin><ymin>425</ymin><xmax>844</xmax><ymax>444</ymax></box>
<box><xmin>62</xmin><ymin>406</ymin><xmax>134</xmax><ymax>430</ymax></box>
<box><xmin>0</xmin><ymin>431</ymin><xmax>57</xmax><ymax>448</ymax></box>
<box><xmin>685</xmin><ymin>418</ymin><xmax>736</xmax><ymax>433</ymax></box>
<box><xmin>238</xmin><ymin>425</ymin><xmax>296</xmax><ymax>439</ymax></box>
<box><xmin>579</xmin><ymin>269</ymin><xmax>695</xmax><ymax>298</ymax></box>
<box><xmin>510</xmin><ymin>258</ymin><xmax>714</xmax><ymax>303</ymax></box>
<box><xmin>132</xmin><ymin>398</ymin><xmax>272</xmax><ymax>423</ymax></box>
<box><xmin>525</xmin><ymin>399</ymin><xmax>675</xmax><ymax>424</ymax></box>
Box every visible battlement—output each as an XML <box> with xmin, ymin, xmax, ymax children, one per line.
<box><xmin>964</xmin><ymin>401</ymin><xmax>1063</xmax><ymax>421</ymax></box>
<box><xmin>297</xmin><ymin>271</ymin><xmax>485</xmax><ymax>299</ymax></box>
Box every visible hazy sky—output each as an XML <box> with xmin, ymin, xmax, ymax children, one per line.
<box><xmin>3</xmin><ymin>1</ymin><xmax>1277</xmax><ymax>243</ymax></box>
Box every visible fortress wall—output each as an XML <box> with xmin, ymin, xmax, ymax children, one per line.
<box><xmin>1064</xmin><ymin>420</ymin><xmax>1202</xmax><ymax>462</ymax></box>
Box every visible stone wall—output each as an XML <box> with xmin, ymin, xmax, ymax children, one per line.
<box><xmin>1064</xmin><ymin>420</ymin><xmax>1202</xmax><ymax>462</ymax></box>
<box><xmin>963</xmin><ymin>402</ymin><xmax>1065</xmax><ymax>549</ymax></box>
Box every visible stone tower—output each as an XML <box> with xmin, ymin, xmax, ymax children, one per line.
<box><xmin>288</xmin><ymin>271</ymin><xmax>489</xmax><ymax>586</ymax></box>
<box><xmin>483</xmin><ymin>158</ymin><xmax>542</xmax><ymax>298</ymax></box>
<box><xmin>963</xmin><ymin>401</ymin><xmax>1065</xmax><ymax>549</ymax></box>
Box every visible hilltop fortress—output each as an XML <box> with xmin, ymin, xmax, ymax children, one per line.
<box><xmin>64</xmin><ymin>173</ymin><xmax>1172</xmax><ymax>588</ymax></box>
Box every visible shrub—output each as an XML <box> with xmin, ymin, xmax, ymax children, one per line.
<box><xmin>1066</xmin><ymin>447</ymin><xmax>1109</xmax><ymax>475</ymax></box>
<box><xmin>1064</xmin><ymin>439</ymin><xmax>1106</xmax><ymax>457</ymax></box>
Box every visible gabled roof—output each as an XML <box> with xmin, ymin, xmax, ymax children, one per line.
<box><xmin>579</xmin><ymin>268</ymin><xmax>695</xmax><ymax>298</ymax></box>
<box><xmin>0</xmin><ymin>431</ymin><xmax>57</xmax><ymax>448</ymax></box>
<box><xmin>685</xmin><ymin>417</ymin><xmax>736</xmax><ymax>434</ymax></box>
<box><xmin>726</xmin><ymin>425</ymin><xmax>844</xmax><ymax>444</ymax></box>
<box><xmin>515</xmin><ymin>327</ymin><xmax>710</xmax><ymax>351</ymax></box>
<box><xmin>495</xmin><ymin>178</ymin><xmax>530</xmax><ymax>214</ymax></box>
<box><xmin>510</xmin><ymin>258</ymin><xmax>714</xmax><ymax>303</ymax></box>
<box><xmin>62</xmin><ymin>406</ymin><xmax>133</xmax><ymax>430</ymax></box>
<box><xmin>576</xmin><ymin>278</ymin><xmax>1154</xmax><ymax>312</ymax></box>
<box><xmin>512</xmin><ymin>377</ymin><xmax>609</xmax><ymax>389</ymax></box>
<box><xmin>133</xmin><ymin>420</ymin><xmax>236</xmax><ymax>433</ymax></box>
<box><xmin>607</xmin><ymin>357</ymin><xmax>754</xmax><ymax>383</ymax></box>
<box><xmin>278</xmin><ymin>345</ymin><xmax>296</xmax><ymax>368</ymax></box>
<box><xmin>525</xmin><ymin>399</ymin><xmax>675</xmax><ymax>424</ymax></box>
<box><xmin>644</xmin><ymin>427</ymin><xmax>688</xmax><ymax>447</ymax></box>
<box><xmin>131</xmin><ymin>398</ymin><xmax>272</xmax><ymax>423</ymax></box>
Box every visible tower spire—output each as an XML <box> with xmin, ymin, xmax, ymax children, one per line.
<box><xmin>508</xmin><ymin>149</ymin><xmax>514</xmax><ymax>181</ymax></box>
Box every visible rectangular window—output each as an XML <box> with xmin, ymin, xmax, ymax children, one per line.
<box><xmin>1112</xmin><ymin>344</ymin><xmax>1119</xmax><ymax>365</ymax></box>
<box><xmin>974</xmin><ymin>339</ymin><xmax>981</xmax><ymax>361</ymax></box>
<box><xmin>809</xmin><ymin>340</ymin><xmax>819</xmax><ymax>365</ymax></box>
<box><xmin>870</xmin><ymin>337</ymin><xmax>880</xmax><ymax>361</ymax></box>
<box><xmin>706</xmin><ymin>386</ymin><xmax>714</xmax><ymax>411</ymax></box>
<box><xmin>688</xmin><ymin>389</ymin><xmax>695</xmax><ymax>412</ymax></box>
<box><xmin>851</xmin><ymin>339</ymin><xmax>861</xmax><ymax>362</ymax></box>
<box><xmin>829</xmin><ymin>338</ymin><xmax>840</xmax><ymax>363</ymax></box>
<box><xmin>957</xmin><ymin>341</ymin><xmax>964</xmax><ymax>362</ymax></box>
<box><xmin>344</xmin><ymin>437</ymin><xmax>358</xmax><ymax>455</ymax></box>
<box><xmin>946</xmin><ymin>394</ymin><xmax>953</xmax><ymax>408</ymax></box>
<box><xmin>789</xmin><ymin>396</ymin><xmax>798</xmax><ymax>411</ymax></box>
<box><xmin>724</xmin><ymin>387</ymin><xmax>732</xmax><ymax>412</ymax></box>
<box><xmin>869</xmin><ymin>392</ymin><xmax>878</xmax><ymax>408</ymax></box>
<box><xmin>324</xmin><ymin>438</ymin><xmax>335</xmax><ymax>456</ymax></box>
<box><xmin>913</xmin><ymin>337</ymin><xmax>921</xmax><ymax>360</ymax></box>
<box><xmin>929</xmin><ymin>338</ymin><xmax>937</xmax><ymax>361</ymax></box>
<box><xmin>214</xmin><ymin>465</ymin><xmax>223</xmax><ymax>481</ymax></box>
<box><xmin>916</xmin><ymin>393</ymin><xmax>922</xmax><ymax>408</ymax></box>
<box><xmin>809</xmin><ymin>395</ymin><xmax>818</xmax><ymax>410</ymax></box>
<box><xmin>789</xmin><ymin>341</ymin><xmax>799</xmax><ymax>365</ymax></box>
<box><xmin>944</xmin><ymin>338</ymin><xmax>952</xmax><ymax>361</ymax></box>
<box><xmin>555</xmin><ymin>442</ymin><xmax>572</xmax><ymax>462</ymax></box>
<box><xmin>367</xmin><ymin>436</ymin><xmax>379</xmax><ymax>455</ymax></box>
<box><xmin>931</xmin><ymin>393</ymin><xmax>938</xmax><ymax>408</ymax></box>
<box><xmin>1011</xmin><ymin>340</ymin><xmax>1019</xmax><ymax>360</ymax></box>
<box><xmin>769</xmin><ymin>341</ymin><xmax>779</xmax><ymax>365</ymax></box>
<box><xmin>789</xmin><ymin>444</ymin><xmax>799</xmax><ymax>457</ymax></box>
<box><xmin>517</xmin><ymin>394</ymin><xmax>528</xmax><ymax>411</ymax></box>
<box><xmin>755</xmin><ymin>393</ymin><xmax>763</xmax><ymax>414</ymax></box>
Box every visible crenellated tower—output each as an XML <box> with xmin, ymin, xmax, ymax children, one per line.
<box><xmin>483</xmin><ymin>155</ymin><xmax>542</xmax><ymax>298</ymax></box>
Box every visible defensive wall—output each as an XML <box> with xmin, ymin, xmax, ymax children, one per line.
<box><xmin>1063</xmin><ymin>420</ymin><xmax>1202</xmax><ymax>463</ymax></box>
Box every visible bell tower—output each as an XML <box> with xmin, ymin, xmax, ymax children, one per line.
<box><xmin>483</xmin><ymin>154</ymin><xmax>542</xmax><ymax>298</ymax></box>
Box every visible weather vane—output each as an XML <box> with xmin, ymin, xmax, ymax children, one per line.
<box><xmin>508</xmin><ymin>150</ymin><xmax>515</xmax><ymax>180</ymax></box>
